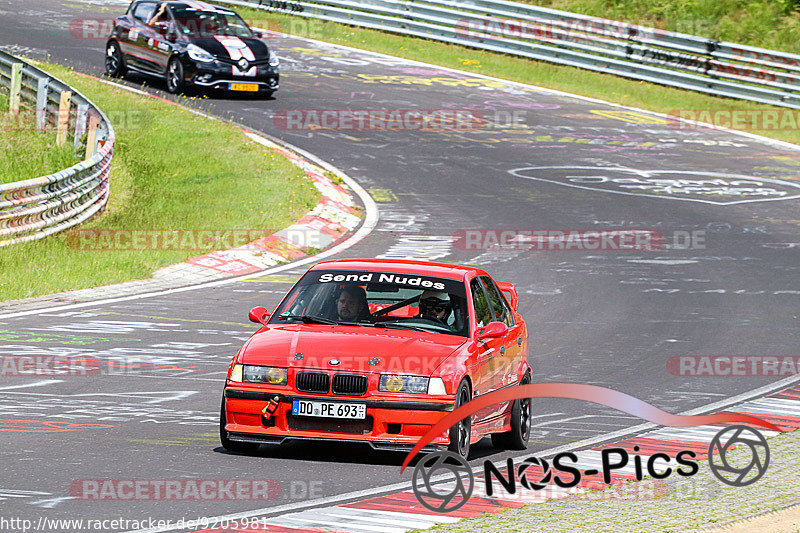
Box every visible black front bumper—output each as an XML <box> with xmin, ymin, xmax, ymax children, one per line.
<box><xmin>184</xmin><ymin>58</ymin><xmax>279</xmax><ymax>92</ymax></box>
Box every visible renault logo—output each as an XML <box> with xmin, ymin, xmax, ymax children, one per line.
<box><xmin>328</xmin><ymin>359</ymin><xmax>341</xmax><ymax>366</ymax></box>
<box><xmin>238</xmin><ymin>58</ymin><xmax>250</xmax><ymax>71</ymax></box>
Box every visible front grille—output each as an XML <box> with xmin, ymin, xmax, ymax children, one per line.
<box><xmin>332</xmin><ymin>374</ymin><xmax>368</xmax><ymax>396</ymax></box>
<box><xmin>296</xmin><ymin>371</ymin><xmax>330</xmax><ymax>394</ymax></box>
<box><xmin>216</xmin><ymin>57</ymin><xmax>270</xmax><ymax>66</ymax></box>
<box><xmin>287</xmin><ymin>414</ymin><xmax>373</xmax><ymax>434</ymax></box>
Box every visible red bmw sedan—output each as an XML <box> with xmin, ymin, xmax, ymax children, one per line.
<box><xmin>220</xmin><ymin>259</ymin><xmax>531</xmax><ymax>458</ymax></box>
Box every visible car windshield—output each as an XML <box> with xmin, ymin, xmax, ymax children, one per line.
<box><xmin>269</xmin><ymin>270</ymin><xmax>470</xmax><ymax>337</ymax></box>
<box><xmin>171</xmin><ymin>7</ymin><xmax>253</xmax><ymax>38</ymax></box>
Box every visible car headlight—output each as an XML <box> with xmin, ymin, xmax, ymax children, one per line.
<box><xmin>427</xmin><ymin>377</ymin><xmax>447</xmax><ymax>395</ymax></box>
<box><xmin>187</xmin><ymin>44</ymin><xmax>215</xmax><ymax>63</ymax></box>
<box><xmin>379</xmin><ymin>375</ymin><xmax>430</xmax><ymax>394</ymax></box>
<box><xmin>229</xmin><ymin>363</ymin><xmax>243</xmax><ymax>383</ymax></box>
<box><xmin>268</xmin><ymin>51</ymin><xmax>279</xmax><ymax>67</ymax></box>
<box><xmin>241</xmin><ymin>365</ymin><xmax>288</xmax><ymax>385</ymax></box>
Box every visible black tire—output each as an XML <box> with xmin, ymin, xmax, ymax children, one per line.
<box><xmin>448</xmin><ymin>380</ymin><xmax>472</xmax><ymax>458</ymax></box>
<box><xmin>219</xmin><ymin>396</ymin><xmax>260</xmax><ymax>454</ymax></box>
<box><xmin>105</xmin><ymin>41</ymin><xmax>126</xmax><ymax>78</ymax></box>
<box><xmin>166</xmin><ymin>57</ymin><xmax>184</xmax><ymax>94</ymax></box>
<box><xmin>491</xmin><ymin>373</ymin><xmax>532</xmax><ymax>450</ymax></box>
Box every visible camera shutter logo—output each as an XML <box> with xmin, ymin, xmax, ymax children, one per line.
<box><xmin>411</xmin><ymin>451</ymin><xmax>474</xmax><ymax>512</ymax></box>
<box><xmin>517</xmin><ymin>456</ymin><xmax>552</xmax><ymax>490</ymax></box>
<box><xmin>708</xmin><ymin>425</ymin><xmax>770</xmax><ymax>487</ymax></box>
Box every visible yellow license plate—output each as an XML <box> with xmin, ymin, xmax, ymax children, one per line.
<box><xmin>229</xmin><ymin>83</ymin><xmax>259</xmax><ymax>92</ymax></box>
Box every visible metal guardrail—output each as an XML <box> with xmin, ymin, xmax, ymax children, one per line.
<box><xmin>0</xmin><ymin>51</ymin><xmax>114</xmax><ymax>247</ymax></box>
<box><xmin>221</xmin><ymin>0</ymin><xmax>800</xmax><ymax>109</ymax></box>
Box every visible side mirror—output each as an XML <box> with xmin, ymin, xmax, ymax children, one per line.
<box><xmin>496</xmin><ymin>281</ymin><xmax>518</xmax><ymax>311</ymax></box>
<box><xmin>254</xmin><ymin>30</ymin><xmax>265</xmax><ymax>39</ymax></box>
<box><xmin>249</xmin><ymin>306</ymin><xmax>270</xmax><ymax>326</ymax></box>
<box><xmin>153</xmin><ymin>22</ymin><xmax>168</xmax><ymax>35</ymax></box>
<box><xmin>476</xmin><ymin>321</ymin><xmax>508</xmax><ymax>340</ymax></box>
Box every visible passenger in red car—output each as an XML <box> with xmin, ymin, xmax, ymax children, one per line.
<box><xmin>418</xmin><ymin>290</ymin><xmax>452</xmax><ymax>324</ymax></box>
<box><xmin>336</xmin><ymin>284</ymin><xmax>370</xmax><ymax>322</ymax></box>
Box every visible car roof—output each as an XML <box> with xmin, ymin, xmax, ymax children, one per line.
<box><xmin>310</xmin><ymin>259</ymin><xmax>487</xmax><ymax>281</ymax></box>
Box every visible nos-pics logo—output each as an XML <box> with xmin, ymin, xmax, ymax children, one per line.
<box><xmin>412</xmin><ymin>425</ymin><xmax>769</xmax><ymax>512</ymax></box>
<box><xmin>401</xmin><ymin>384</ymin><xmax>777</xmax><ymax>513</ymax></box>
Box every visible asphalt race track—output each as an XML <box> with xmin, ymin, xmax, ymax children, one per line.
<box><xmin>1</xmin><ymin>0</ymin><xmax>799</xmax><ymax>531</ymax></box>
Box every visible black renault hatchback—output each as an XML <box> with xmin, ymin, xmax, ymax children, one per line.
<box><xmin>105</xmin><ymin>0</ymin><xmax>279</xmax><ymax>96</ymax></box>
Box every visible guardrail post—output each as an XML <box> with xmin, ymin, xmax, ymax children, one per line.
<box><xmin>84</xmin><ymin>114</ymin><xmax>99</xmax><ymax>160</ymax></box>
<box><xmin>74</xmin><ymin>104</ymin><xmax>89</xmax><ymax>151</ymax></box>
<box><xmin>56</xmin><ymin>90</ymin><xmax>72</xmax><ymax>147</ymax></box>
<box><xmin>9</xmin><ymin>63</ymin><xmax>22</xmax><ymax>116</ymax></box>
<box><xmin>36</xmin><ymin>77</ymin><xmax>49</xmax><ymax>130</ymax></box>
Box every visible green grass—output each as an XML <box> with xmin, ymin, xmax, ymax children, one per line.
<box><xmin>223</xmin><ymin>3</ymin><xmax>800</xmax><ymax>146</ymax></box>
<box><xmin>518</xmin><ymin>0</ymin><xmax>800</xmax><ymax>54</ymax></box>
<box><xmin>0</xmin><ymin>91</ymin><xmax>81</xmax><ymax>184</ymax></box>
<box><xmin>0</xmin><ymin>64</ymin><xmax>321</xmax><ymax>302</ymax></box>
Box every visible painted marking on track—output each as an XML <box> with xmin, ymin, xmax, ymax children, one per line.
<box><xmin>628</xmin><ymin>259</ymin><xmax>700</xmax><ymax>265</ymax></box>
<box><xmin>95</xmin><ymin>311</ymin><xmax>252</xmax><ymax>328</ymax></box>
<box><xmin>509</xmin><ymin>166</ymin><xmax>800</xmax><ymax>205</ymax></box>
<box><xmin>122</xmin><ymin>433</ymin><xmax>218</xmax><ymax>446</ymax></box>
<box><xmin>770</xmin><ymin>156</ymin><xmax>800</xmax><ymax>166</ymax></box>
<box><xmin>368</xmin><ymin>189</ymin><xmax>398</xmax><ymax>202</ymax></box>
<box><xmin>0</xmin><ymin>419</ymin><xmax>115</xmax><ymax>433</ymax></box>
<box><xmin>590</xmin><ymin>110</ymin><xmax>669</xmax><ymax>124</ymax></box>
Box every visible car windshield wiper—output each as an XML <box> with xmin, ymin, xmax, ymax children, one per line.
<box><xmin>337</xmin><ymin>320</ymin><xmax>378</xmax><ymax>327</ymax></box>
<box><xmin>277</xmin><ymin>314</ymin><xmax>337</xmax><ymax>325</ymax></box>
<box><xmin>375</xmin><ymin>322</ymin><xmax>432</xmax><ymax>333</ymax></box>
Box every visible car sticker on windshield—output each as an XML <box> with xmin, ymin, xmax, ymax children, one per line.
<box><xmin>310</xmin><ymin>271</ymin><xmax>466</xmax><ymax>293</ymax></box>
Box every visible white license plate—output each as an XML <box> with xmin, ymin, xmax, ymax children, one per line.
<box><xmin>292</xmin><ymin>400</ymin><xmax>366</xmax><ymax>419</ymax></box>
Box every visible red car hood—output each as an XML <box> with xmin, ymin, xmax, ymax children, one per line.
<box><xmin>239</xmin><ymin>325</ymin><xmax>467</xmax><ymax>375</ymax></box>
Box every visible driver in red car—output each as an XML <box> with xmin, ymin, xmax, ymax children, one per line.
<box><xmin>418</xmin><ymin>290</ymin><xmax>452</xmax><ymax>325</ymax></box>
<box><xmin>336</xmin><ymin>284</ymin><xmax>370</xmax><ymax>322</ymax></box>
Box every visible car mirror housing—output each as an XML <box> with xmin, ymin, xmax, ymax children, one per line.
<box><xmin>476</xmin><ymin>321</ymin><xmax>508</xmax><ymax>340</ymax></box>
<box><xmin>249</xmin><ymin>306</ymin><xmax>270</xmax><ymax>326</ymax></box>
